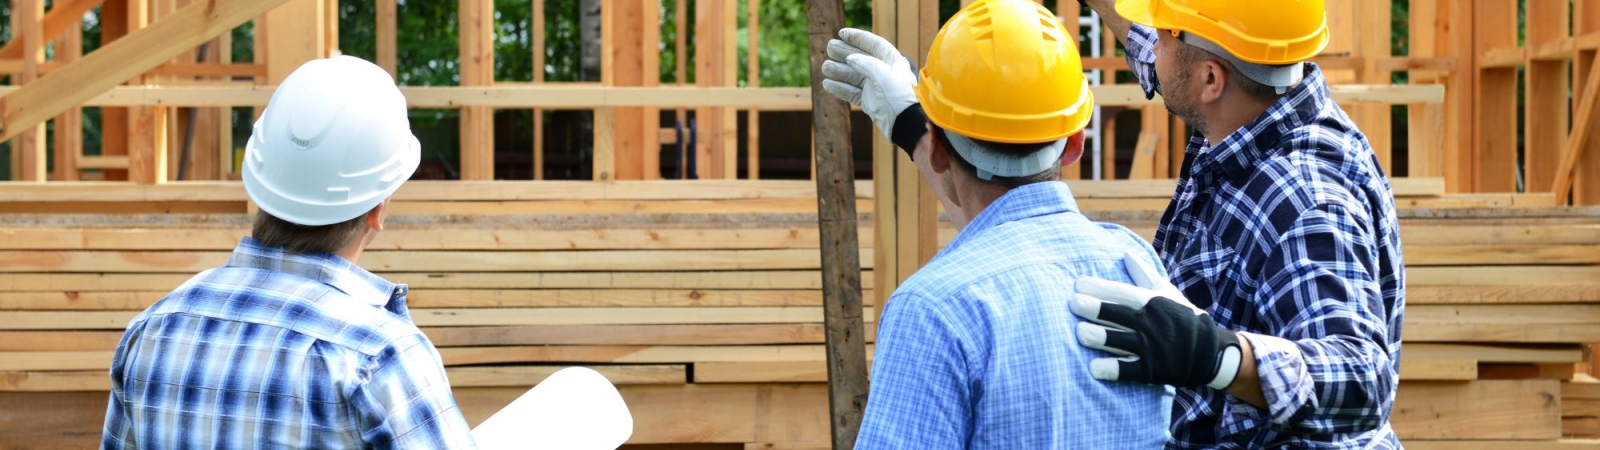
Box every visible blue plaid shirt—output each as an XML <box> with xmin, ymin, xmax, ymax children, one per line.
<box><xmin>1124</xmin><ymin>25</ymin><xmax>1405</xmax><ymax>449</ymax></box>
<box><xmin>856</xmin><ymin>182</ymin><xmax>1175</xmax><ymax>449</ymax></box>
<box><xmin>102</xmin><ymin>237</ymin><xmax>476</xmax><ymax>449</ymax></box>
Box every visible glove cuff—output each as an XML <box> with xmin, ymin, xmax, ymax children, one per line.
<box><xmin>1206</xmin><ymin>329</ymin><xmax>1243</xmax><ymax>391</ymax></box>
<box><xmin>891</xmin><ymin>104</ymin><xmax>929</xmax><ymax>159</ymax></box>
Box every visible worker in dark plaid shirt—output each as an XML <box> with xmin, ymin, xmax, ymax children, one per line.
<box><xmin>1062</xmin><ymin>0</ymin><xmax>1406</xmax><ymax>448</ymax></box>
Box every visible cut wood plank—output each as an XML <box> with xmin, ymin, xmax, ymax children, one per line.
<box><xmin>0</xmin><ymin>227</ymin><xmax>868</xmax><ymax>251</ymax></box>
<box><xmin>0</xmin><ymin>270</ymin><xmax>879</xmax><ymax>291</ymax></box>
<box><xmin>695</xmin><ymin>361</ymin><xmax>832</xmax><ymax>383</ymax></box>
<box><xmin>1408</xmin><ymin>266</ymin><xmax>1600</xmax><ymax>287</ymax></box>
<box><xmin>445</xmin><ymin>365</ymin><xmax>685</xmax><ymax>387</ymax></box>
<box><xmin>1405</xmin><ymin>441</ymin><xmax>1600</xmax><ymax>450</ymax></box>
<box><xmin>438</xmin><ymin>344</ymin><xmax>874</xmax><ymax>367</ymax></box>
<box><xmin>1392</xmin><ymin>380</ymin><xmax>1561</xmax><ymax>440</ymax></box>
<box><xmin>1405</xmin><ymin>245</ymin><xmax>1600</xmax><ymax>266</ymax></box>
<box><xmin>1403</xmin><ymin>305</ymin><xmax>1600</xmax><ymax>342</ymax></box>
<box><xmin>0</xmin><ymin>331</ymin><xmax>124</xmax><ymax>351</ymax></box>
<box><xmin>425</xmin><ymin>324</ymin><xmax>877</xmax><ymax>347</ymax></box>
<box><xmin>0</xmin><ymin>306</ymin><xmax>877</xmax><ymax>330</ymax></box>
<box><xmin>386</xmin><ymin>199</ymin><xmax>877</xmax><ymax>215</ymax></box>
<box><xmin>1404</xmin><ymin>343</ymin><xmax>1585</xmax><ymax>363</ymax></box>
<box><xmin>0</xmin><ymin>249</ymin><xmax>877</xmax><ymax>273</ymax></box>
<box><xmin>1479</xmin><ymin>363</ymin><xmax>1578</xmax><ymax>381</ymax></box>
<box><xmin>1400</xmin><ymin>225</ymin><xmax>1600</xmax><ymax>246</ymax></box>
<box><xmin>0</xmin><ymin>370</ymin><xmax>107</xmax><ymax>391</ymax></box>
<box><xmin>1407</xmin><ymin>284</ymin><xmax>1600</xmax><ymax>304</ymax></box>
<box><xmin>1401</xmin><ymin>359</ymin><xmax>1478</xmax><ymax>381</ymax></box>
<box><xmin>0</xmin><ymin>289</ymin><xmax>878</xmax><ymax>310</ymax></box>
<box><xmin>0</xmin><ymin>391</ymin><xmax>114</xmax><ymax>449</ymax></box>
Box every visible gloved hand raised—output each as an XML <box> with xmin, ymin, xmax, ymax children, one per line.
<box><xmin>822</xmin><ymin>28</ymin><xmax>924</xmax><ymax>154</ymax></box>
<box><xmin>1070</xmin><ymin>252</ymin><xmax>1243</xmax><ymax>390</ymax></box>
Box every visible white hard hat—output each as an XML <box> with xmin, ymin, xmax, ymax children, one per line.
<box><xmin>243</xmin><ymin>55</ymin><xmax>421</xmax><ymax>226</ymax></box>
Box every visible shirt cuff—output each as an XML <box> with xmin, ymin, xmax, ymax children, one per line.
<box><xmin>1239</xmin><ymin>332</ymin><xmax>1316</xmax><ymax>427</ymax></box>
<box><xmin>1124</xmin><ymin>24</ymin><xmax>1163</xmax><ymax>99</ymax></box>
<box><xmin>891</xmin><ymin>104</ymin><xmax>929</xmax><ymax>159</ymax></box>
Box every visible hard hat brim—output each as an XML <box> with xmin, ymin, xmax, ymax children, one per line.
<box><xmin>1114</xmin><ymin>0</ymin><xmax>1158</xmax><ymax>28</ymax></box>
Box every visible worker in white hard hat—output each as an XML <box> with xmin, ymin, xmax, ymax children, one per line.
<box><xmin>824</xmin><ymin>1</ymin><xmax>1174</xmax><ymax>447</ymax></box>
<box><xmin>833</xmin><ymin>0</ymin><xmax>1405</xmax><ymax>447</ymax></box>
<box><xmin>102</xmin><ymin>56</ymin><xmax>476</xmax><ymax>449</ymax></box>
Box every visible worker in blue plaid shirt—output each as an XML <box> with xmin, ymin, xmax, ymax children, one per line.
<box><xmin>101</xmin><ymin>56</ymin><xmax>475</xmax><ymax>449</ymax></box>
<box><xmin>831</xmin><ymin>0</ymin><xmax>1404</xmax><ymax>447</ymax></box>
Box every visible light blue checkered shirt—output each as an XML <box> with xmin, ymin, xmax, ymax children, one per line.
<box><xmin>102</xmin><ymin>237</ymin><xmax>475</xmax><ymax>449</ymax></box>
<box><xmin>855</xmin><ymin>182</ymin><xmax>1175</xmax><ymax>449</ymax></box>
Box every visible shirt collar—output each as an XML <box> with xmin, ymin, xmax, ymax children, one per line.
<box><xmin>1192</xmin><ymin>64</ymin><xmax>1334</xmax><ymax>182</ymax></box>
<box><xmin>946</xmin><ymin>181</ymin><xmax>1081</xmax><ymax>251</ymax></box>
<box><xmin>228</xmin><ymin>237</ymin><xmax>409</xmax><ymax>314</ymax></box>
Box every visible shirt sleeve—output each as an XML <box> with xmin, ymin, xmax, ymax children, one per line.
<box><xmin>353</xmin><ymin>335</ymin><xmax>478</xmax><ymax>449</ymax></box>
<box><xmin>1124</xmin><ymin>24</ymin><xmax>1163</xmax><ymax>99</ymax></box>
<box><xmin>854</xmin><ymin>293</ymin><xmax>973</xmax><ymax>450</ymax></box>
<box><xmin>1230</xmin><ymin>203</ymin><xmax>1397</xmax><ymax>435</ymax></box>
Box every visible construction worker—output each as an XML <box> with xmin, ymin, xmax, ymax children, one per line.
<box><xmin>825</xmin><ymin>0</ymin><xmax>1175</xmax><ymax>447</ymax></box>
<box><xmin>101</xmin><ymin>56</ymin><xmax>477</xmax><ymax>449</ymax></box>
<box><xmin>831</xmin><ymin>0</ymin><xmax>1404</xmax><ymax>447</ymax></box>
<box><xmin>1066</xmin><ymin>0</ymin><xmax>1406</xmax><ymax>447</ymax></box>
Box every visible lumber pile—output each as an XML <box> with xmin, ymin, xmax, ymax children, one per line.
<box><xmin>2</xmin><ymin>179</ymin><xmax>1600</xmax><ymax>449</ymax></box>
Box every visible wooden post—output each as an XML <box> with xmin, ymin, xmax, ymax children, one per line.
<box><xmin>1473</xmin><ymin>0</ymin><xmax>1518</xmax><ymax>193</ymax></box>
<box><xmin>217</xmin><ymin>28</ymin><xmax>234</xmax><ymax>177</ymax></box>
<box><xmin>265</xmin><ymin>0</ymin><xmax>324</xmax><ymax>83</ymax></box>
<box><xmin>674</xmin><ymin>0</ymin><xmax>687</xmax><ymax>179</ymax></box>
<box><xmin>746</xmin><ymin>0</ymin><xmax>760</xmax><ymax>180</ymax></box>
<box><xmin>1551</xmin><ymin>36</ymin><xmax>1600</xmax><ymax>205</ymax></box>
<box><xmin>1440</xmin><ymin>0</ymin><xmax>1476</xmax><ymax>192</ymax></box>
<box><xmin>377</xmin><ymin>0</ymin><xmax>397</xmax><ymax>79</ymax></box>
<box><xmin>805</xmin><ymin>1</ymin><xmax>868</xmax><ymax>448</ymax></box>
<box><xmin>1575</xmin><ymin>0</ymin><xmax>1600</xmax><ymax>205</ymax></box>
<box><xmin>598</xmin><ymin>0</ymin><xmax>660</xmax><ymax>180</ymax></box>
<box><xmin>459</xmin><ymin>0</ymin><xmax>495</xmax><ymax>180</ymax></box>
<box><xmin>100</xmin><ymin>0</ymin><xmax>130</xmax><ymax>181</ymax></box>
<box><xmin>14</xmin><ymin>0</ymin><xmax>46</xmax><ymax>182</ymax></box>
<box><xmin>532</xmin><ymin>0</ymin><xmax>545</xmax><ymax>180</ymax></box>
<box><xmin>695</xmin><ymin>0</ymin><xmax>738</xmax><ymax>179</ymax></box>
<box><xmin>1524</xmin><ymin>0</ymin><xmax>1569</xmax><ymax>193</ymax></box>
<box><xmin>1059</xmin><ymin>0</ymin><xmax>1082</xmax><ymax>180</ymax></box>
<box><xmin>1101</xmin><ymin>23</ymin><xmax>1118</xmax><ymax>180</ymax></box>
<box><xmin>1356</xmin><ymin>0</ymin><xmax>1392</xmax><ymax>171</ymax></box>
<box><xmin>641</xmin><ymin>1</ymin><xmax>661</xmax><ymax>180</ymax></box>
<box><xmin>870</xmin><ymin>0</ymin><xmax>897</xmax><ymax>322</ymax></box>
<box><xmin>52</xmin><ymin>21</ymin><xmax>83</xmax><ymax>182</ymax></box>
<box><xmin>1407</xmin><ymin>0</ymin><xmax>1443</xmax><ymax>178</ymax></box>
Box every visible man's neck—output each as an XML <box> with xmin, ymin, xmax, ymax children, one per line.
<box><xmin>1200</xmin><ymin>97</ymin><xmax>1277</xmax><ymax>145</ymax></box>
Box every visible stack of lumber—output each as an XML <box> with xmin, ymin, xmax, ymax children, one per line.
<box><xmin>1</xmin><ymin>179</ymin><xmax>1599</xmax><ymax>449</ymax></box>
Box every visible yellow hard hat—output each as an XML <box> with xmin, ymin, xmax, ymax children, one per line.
<box><xmin>1115</xmin><ymin>0</ymin><xmax>1330</xmax><ymax>65</ymax></box>
<box><xmin>915</xmin><ymin>0</ymin><xmax>1094</xmax><ymax>144</ymax></box>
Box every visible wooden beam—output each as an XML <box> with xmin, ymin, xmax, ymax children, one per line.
<box><xmin>376</xmin><ymin>0</ymin><xmax>397</xmax><ymax>79</ymax></box>
<box><xmin>1355</xmin><ymin>0</ymin><xmax>1392</xmax><ymax>170</ymax></box>
<box><xmin>806</xmin><ymin>0</ymin><xmax>869</xmax><ymax>446</ymax></box>
<box><xmin>458</xmin><ymin>0</ymin><xmax>494</xmax><ymax>180</ymax></box>
<box><xmin>1554</xmin><ymin>43</ymin><xmax>1600</xmax><ymax>204</ymax></box>
<box><xmin>1525</xmin><ymin>0</ymin><xmax>1571</xmax><ymax>194</ymax></box>
<box><xmin>1406</xmin><ymin>0</ymin><xmax>1443</xmax><ymax>178</ymax></box>
<box><xmin>1578</xmin><ymin>0</ymin><xmax>1600</xmax><ymax>205</ymax></box>
<box><xmin>1400</xmin><ymin>359</ymin><xmax>1477</xmax><ymax>381</ymax></box>
<box><xmin>871</xmin><ymin>0</ymin><xmax>897</xmax><ymax>324</ymax></box>
<box><xmin>0</xmin><ymin>0</ymin><xmax>103</xmax><ymax>60</ymax></box>
<box><xmin>1473</xmin><ymin>0</ymin><xmax>1519</xmax><ymax>193</ymax></box>
<box><xmin>12</xmin><ymin>0</ymin><xmax>46</xmax><ymax>182</ymax></box>
<box><xmin>0</xmin><ymin>0</ymin><xmax>293</xmax><ymax>142</ymax></box>
<box><xmin>746</xmin><ymin>0</ymin><xmax>760</xmax><ymax>180</ymax></box>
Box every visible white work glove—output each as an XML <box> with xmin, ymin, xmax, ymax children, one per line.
<box><xmin>821</xmin><ymin>28</ymin><xmax>920</xmax><ymax>144</ymax></box>
<box><xmin>1069</xmin><ymin>252</ymin><xmax>1243</xmax><ymax>391</ymax></box>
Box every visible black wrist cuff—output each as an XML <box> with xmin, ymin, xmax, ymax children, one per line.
<box><xmin>891</xmin><ymin>104</ymin><xmax>928</xmax><ymax>159</ymax></box>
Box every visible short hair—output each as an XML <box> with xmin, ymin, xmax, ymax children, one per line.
<box><xmin>251</xmin><ymin>210</ymin><xmax>371</xmax><ymax>255</ymax></box>
<box><xmin>1171</xmin><ymin>39</ymin><xmax>1282</xmax><ymax>102</ymax></box>
<box><xmin>931</xmin><ymin>124</ymin><xmax>1063</xmax><ymax>190</ymax></box>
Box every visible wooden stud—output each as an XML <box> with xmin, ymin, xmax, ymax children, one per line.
<box><xmin>642</xmin><ymin>1</ymin><xmax>662</xmax><ymax>180</ymax></box>
<box><xmin>871</xmin><ymin>0</ymin><xmax>898</xmax><ymax>323</ymax></box>
<box><xmin>216</xmin><ymin>29</ymin><xmax>234</xmax><ymax>177</ymax></box>
<box><xmin>1524</xmin><ymin>0</ymin><xmax>1570</xmax><ymax>193</ymax></box>
<box><xmin>0</xmin><ymin>0</ymin><xmax>102</xmax><ymax>61</ymax></box>
<box><xmin>1473</xmin><ymin>0</ymin><xmax>1518</xmax><ymax>193</ymax></box>
<box><xmin>1441</xmin><ymin>0</ymin><xmax>1476</xmax><ymax>192</ymax></box>
<box><xmin>1407</xmin><ymin>0</ymin><xmax>1443</xmax><ymax>178</ymax></box>
<box><xmin>1574</xmin><ymin>2</ymin><xmax>1600</xmax><ymax>205</ymax></box>
<box><xmin>13</xmin><ymin>0</ymin><xmax>47</xmax><ymax>182</ymax></box>
<box><xmin>323</xmin><ymin>0</ymin><xmax>338</xmax><ymax>56</ymax></box>
<box><xmin>694</xmin><ymin>0</ymin><xmax>730</xmax><ymax>179</ymax></box>
<box><xmin>1355</xmin><ymin>0</ymin><xmax>1392</xmax><ymax>171</ymax></box>
<box><xmin>746</xmin><ymin>0</ymin><xmax>760</xmax><ymax>179</ymax></box>
<box><xmin>50</xmin><ymin>3</ymin><xmax>85</xmax><ymax>182</ymax></box>
<box><xmin>458</xmin><ymin>0</ymin><xmax>494</xmax><ymax>180</ymax></box>
<box><xmin>674</xmin><ymin>0</ymin><xmax>687</xmax><ymax>179</ymax></box>
<box><xmin>264</xmin><ymin>0</ymin><xmax>322</xmax><ymax>83</ymax></box>
<box><xmin>376</xmin><ymin>0</ymin><xmax>397</xmax><ymax>79</ymax></box>
<box><xmin>593</xmin><ymin>107</ymin><xmax>616</xmax><ymax>181</ymax></box>
<box><xmin>1552</xmin><ymin>50</ymin><xmax>1600</xmax><ymax>204</ymax></box>
<box><xmin>531</xmin><ymin>0</ymin><xmax>545</xmax><ymax>180</ymax></box>
<box><xmin>127</xmin><ymin>106</ymin><xmax>168</xmax><ymax>184</ymax></box>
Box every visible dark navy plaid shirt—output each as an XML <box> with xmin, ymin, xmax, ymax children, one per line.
<box><xmin>1125</xmin><ymin>25</ymin><xmax>1406</xmax><ymax>449</ymax></box>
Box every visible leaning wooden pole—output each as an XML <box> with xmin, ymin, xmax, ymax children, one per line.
<box><xmin>805</xmin><ymin>0</ymin><xmax>870</xmax><ymax>448</ymax></box>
